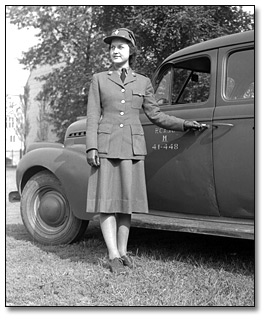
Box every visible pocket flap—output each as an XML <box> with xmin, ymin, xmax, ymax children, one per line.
<box><xmin>130</xmin><ymin>124</ymin><xmax>144</xmax><ymax>135</ymax></box>
<box><xmin>98</xmin><ymin>123</ymin><xmax>113</xmax><ymax>134</ymax></box>
<box><xmin>132</xmin><ymin>89</ymin><xmax>145</xmax><ymax>97</ymax></box>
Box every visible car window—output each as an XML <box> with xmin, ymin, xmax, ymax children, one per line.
<box><xmin>154</xmin><ymin>56</ymin><xmax>211</xmax><ymax>106</ymax></box>
<box><xmin>225</xmin><ymin>49</ymin><xmax>254</xmax><ymax>100</ymax></box>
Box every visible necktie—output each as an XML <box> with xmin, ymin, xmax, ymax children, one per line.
<box><xmin>120</xmin><ymin>68</ymin><xmax>126</xmax><ymax>82</ymax></box>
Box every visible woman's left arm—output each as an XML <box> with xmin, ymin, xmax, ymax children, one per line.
<box><xmin>143</xmin><ymin>78</ymin><xmax>201</xmax><ymax>131</ymax></box>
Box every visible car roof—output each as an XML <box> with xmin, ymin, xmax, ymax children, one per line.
<box><xmin>163</xmin><ymin>30</ymin><xmax>254</xmax><ymax>64</ymax></box>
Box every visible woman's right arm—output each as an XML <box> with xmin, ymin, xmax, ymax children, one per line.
<box><xmin>86</xmin><ymin>74</ymin><xmax>101</xmax><ymax>165</ymax></box>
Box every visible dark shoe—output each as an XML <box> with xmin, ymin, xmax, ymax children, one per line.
<box><xmin>121</xmin><ymin>254</ymin><xmax>134</xmax><ymax>269</ymax></box>
<box><xmin>108</xmin><ymin>258</ymin><xmax>126</xmax><ymax>274</ymax></box>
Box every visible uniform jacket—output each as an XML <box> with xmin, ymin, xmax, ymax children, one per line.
<box><xmin>86</xmin><ymin>68</ymin><xmax>186</xmax><ymax>160</ymax></box>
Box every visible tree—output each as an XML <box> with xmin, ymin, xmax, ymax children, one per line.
<box><xmin>7</xmin><ymin>6</ymin><xmax>108</xmax><ymax>141</ymax></box>
<box><xmin>36</xmin><ymin>93</ymin><xmax>49</xmax><ymax>142</ymax></box>
<box><xmin>125</xmin><ymin>6</ymin><xmax>254</xmax><ymax>73</ymax></box>
<box><xmin>7</xmin><ymin>5</ymin><xmax>254</xmax><ymax>142</ymax></box>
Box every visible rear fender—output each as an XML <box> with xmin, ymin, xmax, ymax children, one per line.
<box><xmin>17</xmin><ymin>144</ymin><xmax>92</xmax><ymax>220</ymax></box>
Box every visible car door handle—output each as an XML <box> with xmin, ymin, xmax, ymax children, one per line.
<box><xmin>211</xmin><ymin>123</ymin><xmax>234</xmax><ymax>128</ymax></box>
<box><xmin>198</xmin><ymin>123</ymin><xmax>234</xmax><ymax>130</ymax></box>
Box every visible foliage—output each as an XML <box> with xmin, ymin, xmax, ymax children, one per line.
<box><xmin>6</xmin><ymin>5</ymin><xmax>254</xmax><ymax>142</ymax></box>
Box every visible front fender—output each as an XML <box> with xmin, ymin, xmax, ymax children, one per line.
<box><xmin>17</xmin><ymin>144</ymin><xmax>92</xmax><ymax>220</ymax></box>
<box><xmin>26</xmin><ymin>141</ymin><xmax>65</xmax><ymax>153</ymax></box>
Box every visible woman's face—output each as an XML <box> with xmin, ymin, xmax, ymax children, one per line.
<box><xmin>110</xmin><ymin>39</ymin><xmax>130</xmax><ymax>67</ymax></box>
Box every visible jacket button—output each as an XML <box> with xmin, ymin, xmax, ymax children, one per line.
<box><xmin>121</xmin><ymin>100</ymin><xmax>125</xmax><ymax>103</ymax></box>
<box><xmin>120</xmin><ymin>124</ymin><xmax>124</xmax><ymax>128</ymax></box>
<box><xmin>120</xmin><ymin>111</ymin><xmax>124</xmax><ymax>116</ymax></box>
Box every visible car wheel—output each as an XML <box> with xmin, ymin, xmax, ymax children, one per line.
<box><xmin>20</xmin><ymin>170</ymin><xmax>89</xmax><ymax>245</ymax></box>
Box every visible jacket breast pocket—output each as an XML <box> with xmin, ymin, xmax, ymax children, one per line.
<box><xmin>132</xmin><ymin>90</ymin><xmax>145</xmax><ymax>109</ymax></box>
<box><xmin>97</xmin><ymin>123</ymin><xmax>113</xmax><ymax>153</ymax></box>
<box><xmin>130</xmin><ymin>124</ymin><xmax>147</xmax><ymax>156</ymax></box>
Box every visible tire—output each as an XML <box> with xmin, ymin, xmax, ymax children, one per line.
<box><xmin>20</xmin><ymin>170</ymin><xmax>89</xmax><ymax>245</ymax></box>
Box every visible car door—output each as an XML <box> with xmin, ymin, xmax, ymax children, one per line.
<box><xmin>213</xmin><ymin>44</ymin><xmax>254</xmax><ymax>219</ymax></box>
<box><xmin>141</xmin><ymin>50</ymin><xmax>220</xmax><ymax>216</ymax></box>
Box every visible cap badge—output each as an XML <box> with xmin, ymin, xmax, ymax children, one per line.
<box><xmin>114</xmin><ymin>30</ymin><xmax>119</xmax><ymax>35</ymax></box>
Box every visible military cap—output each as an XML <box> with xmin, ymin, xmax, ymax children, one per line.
<box><xmin>104</xmin><ymin>28</ymin><xmax>136</xmax><ymax>47</ymax></box>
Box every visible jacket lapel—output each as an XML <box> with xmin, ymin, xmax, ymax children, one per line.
<box><xmin>124</xmin><ymin>69</ymin><xmax>136</xmax><ymax>85</ymax></box>
<box><xmin>107</xmin><ymin>70</ymin><xmax>123</xmax><ymax>87</ymax></box>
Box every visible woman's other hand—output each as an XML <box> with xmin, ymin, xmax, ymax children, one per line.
<box><xmin>87</xmin><ymin>149</ymin><xmax>100</xmax><ymax>167</ymax></box>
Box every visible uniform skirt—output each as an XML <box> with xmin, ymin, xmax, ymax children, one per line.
<box><xmin>86</xmin><ymin>158</ymin><xmax>149</xmax><ymax>214</ymax></box>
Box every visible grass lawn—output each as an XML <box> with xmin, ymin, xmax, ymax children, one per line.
<box><xmin>6</xmin><ymin>168</ymin><xmax>254</xmax><ymax>306</ymax></box>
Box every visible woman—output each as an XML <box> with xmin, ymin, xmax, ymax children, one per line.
<box><xmin>86</xmin><ymin>28</ymin><xmax>201</xmax><ymax>273</ymax></box>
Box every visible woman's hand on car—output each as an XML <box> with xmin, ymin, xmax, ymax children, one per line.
<box><xmin>87</xmin><ymin>149</ymin><xmax>100</xmax><ymax>167</ymax></box>
<box><xmin>184</xmin><ymin>120</ymin><xmax>203</xmax><ymax>131</ymax></box>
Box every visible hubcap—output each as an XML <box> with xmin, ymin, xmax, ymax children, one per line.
<box><xmin>38</xmin><ymin>191</ymin><xmax>67</xmax><ymax>227</ymax></box>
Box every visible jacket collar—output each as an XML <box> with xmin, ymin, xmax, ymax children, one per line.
<box><xmin>107</xmin><ymin>68</ymin><xmax>136</xmax><ymax>87</ymax></box>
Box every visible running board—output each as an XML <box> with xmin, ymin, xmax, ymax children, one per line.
<box><xmin>131</xmin><ymin>213</ymin><xmax>254</xmax><ymax>240</ymax></box>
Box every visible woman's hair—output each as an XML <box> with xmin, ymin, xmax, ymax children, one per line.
<box><xmin>127</xmin><ymin>43</ymin><xmax>138</xmax><ymax>69</ymax></box>
<box><xmin>109</xmin><ymin>40</ymin><xmax>138</xmax><ymax>69</ymax></box>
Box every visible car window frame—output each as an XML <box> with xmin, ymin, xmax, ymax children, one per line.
<box><xmin>217</xmin><ymin>43</ymin><xmax>254</xmax><ymax>106</ymax></box>
<box><xmin>153</xmin><ymin>64</ymin><xmax>174</xmax><ymax>106</ymax></box>
<box><xmin>153</xmin><ymin>50</ymin><xmax>217</xmax><ymax>111</ymax></box>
